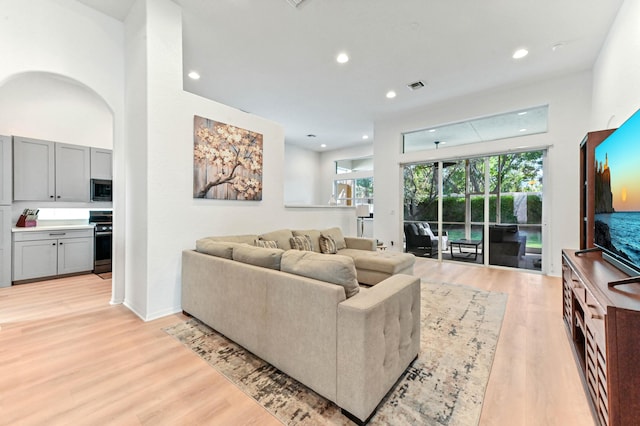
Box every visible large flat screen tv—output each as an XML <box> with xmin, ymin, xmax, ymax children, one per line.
<box><xmin>594</xmin><ymin>108</ymin><xmax>640</xmax><ymax>277</ymax></box>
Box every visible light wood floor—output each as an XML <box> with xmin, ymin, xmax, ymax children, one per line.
<box><xmin>0</xmin><ymin>260</ymin><xmax>595</xmax><ymax>425</ymax></box>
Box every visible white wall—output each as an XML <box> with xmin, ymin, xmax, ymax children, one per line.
<box><xmin>374</xmin><ymin>71</ymin><xmax>593</xmax><ymax>275</ymax></box>
<box><xmin>284</xmin><ymin>144</ymin><xmax>321</xmax><ymax>205</ymax></box>
<box><xmin>592</xmin><ymin>0</ymin><xmax>640</xmax><ymax>129</ymax></box>
<box><xmin>124</xmin><ymin>0</ymin><xmax>357</xmax><ymax>320</ymax></box>
<box><xmin>0</xmin><ymin>72</ymin><xmax>113</xmax><ymax>148</ymax></box>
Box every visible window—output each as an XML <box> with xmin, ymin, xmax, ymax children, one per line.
<box><xmin>402</xmin><ymin>105</ymin><xmax>549</xmax><ymax>153</ymax></box>
<box><xmin>403</xmin><ymin>150</ymin><xmax>544</xmax><ymax>271</ymax></box>
<box><xmin>335</xmin><ymin>177</ymin><xmax>374</xmax><ymax>207</ymax></box>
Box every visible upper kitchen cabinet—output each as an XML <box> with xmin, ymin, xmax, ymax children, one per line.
<box><xmin>13</xmin><ymin>136</ymin><xmax>90</xmax><ymax>202</ymax></box>
<box><xmin>13</xmin><ymin>136</ymin><xmax>54</xmax><ymax>201</ymax></box>
<box><xmin>0</xmin><ymin>135</ymin><xmax>11</xmax><ymax>205</ymax></box>
<box><xmin>55</xmin><ymin>143</ymin><xmax>90</xmax><ymax>201</ymax></box>
<box><xmin>90</xmin><ymin>148</ymin><xmax>112</xmax><ymax>180</ymax></box>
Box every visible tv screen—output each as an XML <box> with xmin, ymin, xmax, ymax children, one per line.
<box><xmin>594</xmin><ymin>108</ymin><xmax>640</xmax><ymax>276</ymax></box>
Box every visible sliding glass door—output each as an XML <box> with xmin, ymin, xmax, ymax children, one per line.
<box><xmin>403</xmin><ymin>150</ymin><xmax>544</xmax><ymax>271</ymax></box>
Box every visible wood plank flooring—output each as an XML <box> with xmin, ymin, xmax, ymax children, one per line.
<box><xmin>0</xmin><ymin>260</ymin><xmax>595</xmax><ymax>425</ymax></box>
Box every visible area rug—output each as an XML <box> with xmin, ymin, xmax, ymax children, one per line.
<box><xmin>164</xmin><ymin>281</ymin><xmax>507</xmax><ymax>425</ymax></box>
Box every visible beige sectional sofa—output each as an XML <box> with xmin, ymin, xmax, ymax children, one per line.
<box><xmin>181</xmin><ymin>227</ymin><xmax>420</xmax><ymax>423</ymax></box>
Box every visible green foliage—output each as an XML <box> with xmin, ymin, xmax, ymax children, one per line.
<box><xmin>527</xmin><ymin>194</ymin><xmax>542</xmax><ymax>224</ymax></box>
<box><xmin>403</xmin><ymin>150</ymin><xmax>544</xmax><ymax>223</ymax></box>
<box><xmin>409</xmin><ymin>194</ymin><xmax>538</xmax><ymax>224</ymax></box>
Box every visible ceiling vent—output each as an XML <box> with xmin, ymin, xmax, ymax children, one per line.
<box><xmin>407</xmin><ymin>81</ymin><xmax>425</xmax><ymax>91</ymax></box>
<box><xmin>286</xmin><ymin>0</ymin><xmax>308</xmax><ymax>8</ymax></box>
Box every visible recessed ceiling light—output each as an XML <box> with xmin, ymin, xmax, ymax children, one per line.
<box><xmin>518</xmin><ymin>111</ymin><xmax>527</xmax><ymax>116</ymax></box>
<box><xmin>188</xmin><ymin>71</ymin><xmax>200</xmax><ymax>80</ymax></box>
<box><xmin>551</xmin><ymin>42</ymin><xmax>565</xmax><ymax>52</ymax></box>
<box><xmin>336</xmin><ymin>53</ymin><xmax>349</xmax><ymax>64</ymax></box>
<box><xmin>320</xmin><ymin>144</ymin><xmax>327</xmax><ymax>148</ymax></box>
<box><xmin>519</xmin><ymin>128</ymin><xmax>527</xmax><ymax>132</ymax></box>
<box><xmin>362</xmin><ymin>135</ymin><xmax>369</xmax><ymax>140</ymax></box>
<box><xmin>386</xmin><ymin>90</ymin><xmax>397</xmax><ymax>99</ymax></box>
<box><xmin>512</xmin><ymin>48</ymin><xmax>529</xmax><ymax>59</ymax></box>
<box><xmin>428</xmin><ymin>129</ymin><xmax>436</xmax><ymax>133</ymax></box>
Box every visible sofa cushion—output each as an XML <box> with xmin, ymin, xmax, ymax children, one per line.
<box><xmin>281</xmin><ymin>250</ymin><xmax>359</xmax><ymax>298</ymax></box>
<box><xmin>319</xmin><ymin>234</ymin><xmax>338</xmax><ymax>254</ymax></box>
<box><xmin>196</xmin><ymin>239</ymin><xmax>243</xmax><ymax>259</ymax></box>
<box><xmin>290</xmin><ymin>235</ymin><xmax>314</xmax><ymax>251</ymax></box>
<box><xmin>321</xmin><ymin>227</ymin><xmax>347</xmax><ymax>250</ymax></box>
<box><xmin>260</xmin><ymin>229</ymin><xmax>294</xmax><ymax>250</ymax></box>
<box><xmin>338</xmin><ymin>249</ymin><xmax>415</xmax><ymax>274</ymax></box>
<box><xmin>255</xmin><ymin>239</ymin><xmax>279</xmax><ymax>249</ymax></box>
<box><xmin>293</xmin><ymin>229</ymin><xmax>322</xmax><ymax>253</ymax></box>
<box><xmin>203</xmin><ymin>234</ymin><xmax>260</xmax><ymax>245</ymax></box>
<box><xmin>233</xmin><ymin>245</ymin><xmax>284</xmax><ymax>270</ymax></box>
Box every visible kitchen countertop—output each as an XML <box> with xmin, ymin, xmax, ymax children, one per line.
<box><xmin>12</xmin><ymin>224</ymin><xmax>95</xmax><ymax>233</ymax></box>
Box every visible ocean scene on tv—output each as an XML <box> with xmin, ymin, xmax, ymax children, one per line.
<box><xmin>594</xmin><ymin>110</ymin><xmax>640</xmax><ymax>272</ymax></box>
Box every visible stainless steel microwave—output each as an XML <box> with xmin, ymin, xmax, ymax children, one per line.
<box><xmin>91</xmin><ymin>179</ymin><xmax>112</xmax><ymax>202</ymax></box>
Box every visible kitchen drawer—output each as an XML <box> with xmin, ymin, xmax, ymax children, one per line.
<box><xmin>13</xmin><ymin>228</ymin><xmax>93</xmax><ymax>242</ymax></box>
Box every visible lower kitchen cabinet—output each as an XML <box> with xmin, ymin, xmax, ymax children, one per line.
<box><xmin>13</xmin><ymin>228</ymin><xmax>94</xmax><ymax>282</ymax></box>
<box><xmin>0</xmin><ymin>206</ymin><xmax>10</xmax><ymax>287</ymax></box>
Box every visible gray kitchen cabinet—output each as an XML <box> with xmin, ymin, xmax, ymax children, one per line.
<box><xmin>12</xmin><ymin>239</ymin><xmax>58</xmax><ymax>281</ymax></box>
<box><xmin>0</xmin><ymin>206</ymin><xmax>10</xmax><ymax>287</ymax></box>
<box><xmin>13</xmin><ymin>137</ymin><xmax>90</xmax><ymax>202</ymax></box>
<box><xmin>90</xmin><ymin>148</ymin><xmax>112</xmax><ymax>180</ymax></box>
<box><xmin>56</xmin><ymin>143</ymin><xmax>90</xmax><ymax>201</ymax></box>
<box><xmin>12</xmin><ymin>228</ymin><xmax>94</xmax><ymax>282</ymax></box>
<box><xmin>0</xmin><ymin>136</ymin><xmax>11</xmax><ymax>287</ymax></box>
<box><xmin>0</xmin><ymin>135</ymin><xmax>11</xmax><ymax>205</ymax></box>
<box><xmin>57</xmin><ymin>235</ymin><xmax>94</xmax><ymax>275</ymax></box>
<box><xmin>13</xmin><ymin>136</ymin><xmax>55</xmax><ymax>201</ymax></box>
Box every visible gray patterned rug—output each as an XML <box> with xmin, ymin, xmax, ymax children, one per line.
<box><xmin>164</xmin><ymin>281</ymin><xmax>507</xmax><ymax>425</ymax></box>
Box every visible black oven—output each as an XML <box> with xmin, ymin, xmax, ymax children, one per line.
<box><xmin>90</xmin><ymin>210</ymin><xmax>112</xmax><ymax>274</ymax></box>
<box><xmin>91</xmin><ymin>179</ymin><xmax>112</xmax><ymax>202</ymax></box>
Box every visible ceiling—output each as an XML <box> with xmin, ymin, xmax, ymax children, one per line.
<box><xmin>78</xmin><ymin>0</ymin><xmax>623</xmax><ymax>152</ymax></box>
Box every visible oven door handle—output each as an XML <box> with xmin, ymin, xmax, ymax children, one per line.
<box><xmin>95</xmin><ymin>231</ymin><xmax>113</xmax><ymax>236</ymax></box>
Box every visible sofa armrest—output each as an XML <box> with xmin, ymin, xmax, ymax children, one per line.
<box><xmin>344</xmin><ymin>236</ymin><xmax>376</xmax><ymax>251</ymax></box>
<box><xmin>336</xmin><ymin>274</ymin><xmax>421</xmax><ymax>421</ymax></box>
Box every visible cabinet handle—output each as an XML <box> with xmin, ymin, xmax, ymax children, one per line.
<box><xmin>50</xmin><ymin>195</ymin><xmax>54</xmax><ymax>198</ymax></box>
<box><xmin>587</xmin><ymin>304</ymin><xmax>603</xmax><ymax>320</ymax></box>
<box><xmin>57</xmin><ymin>195</ymin><xmax>61</xmax><ymax>199</ymax></box>
<box><xmin>49</xmin><ymin>233</ymin><xmax>66</xmax><ymax>236</ymax></box>
<box><xmin>59</xmin><ymin>242</ymin><xmax>63</xmax><ymax>245</ymax></box>
<box><xmin>52</xmin><ymin>242</ymin><xmax>56</xmax><ymax>246</ymax></box>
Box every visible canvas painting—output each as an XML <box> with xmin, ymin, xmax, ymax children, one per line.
<box><xmin>193</xmin><ymin>115</ymin><xmax>263</xmax><ymax>200</ymax></box>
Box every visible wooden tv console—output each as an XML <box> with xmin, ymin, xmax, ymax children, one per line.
<box><xmin>562</xmin><ymin>249</ymin><xmax>640</xmax><ymax>426</ymax></box>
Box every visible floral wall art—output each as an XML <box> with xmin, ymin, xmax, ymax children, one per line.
<box><xmin>193</xmin><ymin>115</ymin><xmax>263</xmax><ymax>200</ymax></box>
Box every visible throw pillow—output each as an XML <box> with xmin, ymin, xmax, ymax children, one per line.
<box><xmin>290</xmin><ymin>235</ymin><xmax>314</xmax><ymax>251</ymax></box>
<box><xmin>292</xmin><ymin>229</ymin><xmax>322</xmax><ymax>253</ymax></box>
<box><xmin>319</xmin><ymin>234</ymin><xmax>337</xmax><ymax>254</ymax></box>
<box><xmin>259</xmin><ymin>229</ymin><xmax>294</xmax><ymax>250</ymax></box>
<box><xmin>320</xmin><ymin>227</ymin><xmax>347</xmax><ymax>250</ymax></box>
<box><xmin>255</xmin><ymin>239</ymin><xmax>278</xmax><ymax>249</ymax></box>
